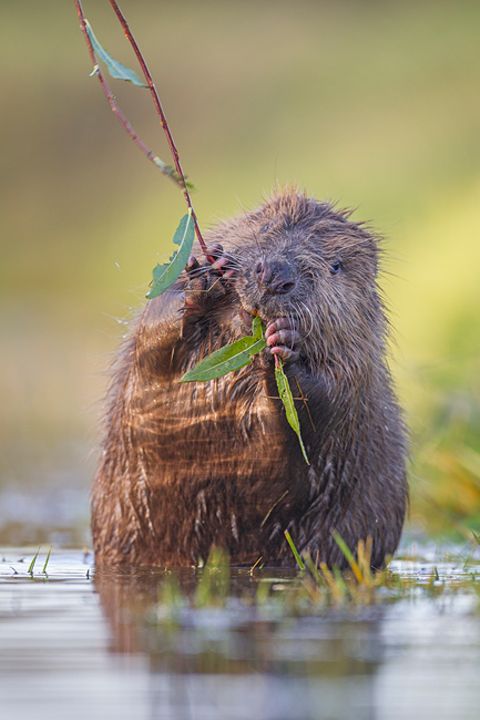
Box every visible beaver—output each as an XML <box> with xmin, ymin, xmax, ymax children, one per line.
<box><xmin>92</xmin><ymin>189</ymin><xmax>408</xmax><ymax>569</ymax></box>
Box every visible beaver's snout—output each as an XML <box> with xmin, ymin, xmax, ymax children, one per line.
<box><xmin>255</xmin><ymin>258</ymin><xmax>296</xmax><ymax>295</ymax></box>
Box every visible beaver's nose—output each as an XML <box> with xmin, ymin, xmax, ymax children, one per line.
<box><xmin>255</xmin><ymin>259</ymin><xmax>296</xmax><ymax>295</ymax></box>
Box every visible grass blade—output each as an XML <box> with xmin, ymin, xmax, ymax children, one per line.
<box><xmin>284</xmin><ymin>529</ymin><xmax>305</xmax><ymax>570</ymax></box>
<box><xmin>332</xmin><ymin>531</ymin><xmax>363</xmax><ymax>583</ymax></box>
<box><xmin>28</xmin><ymin>547</ymin><xmax>41</xmax><ymax>576</ymax></box>
<box><xmin>146</xmin><ymin>210</ymin><xmax>195</xmax><ymax>299</ymax></box>
<box><xmin>42</xmin><ymin>546</ymin><xmax>52</xmax><ymax>575</ymax></box>
<box><xmin>303</xmin><ymin>552</ymin><xmax>324</xmax><ymax>586</ymax></box>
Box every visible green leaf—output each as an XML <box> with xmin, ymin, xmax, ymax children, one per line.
<box><xmin>152</xmin><ymin>156</ymin><xmax>195</xmax><ymax>190</ymax></box>
<box><xmin>146</xmin><ymin>211</ymin><xmax>195</xmax><ymax>299</ymax></box>
<box><xmin>85</xmin><ymin>19</ymin><xmax>147</xmax><ymax>87</ymax></box>
<box><xmin>42</xmin><ymin>546</ymin><xmax>52</xmax><ymax>575</ymax></box>
<box><xmin>332</xmin><ymin>531</ymin><xmax>363</xmax><ymax>582</ymax></box>
<box><xmin>274</xmin><ymin>359</ymin><xmax>310</xmax><ymax>464</ymax></box>
<box><xmin>284</xmin><ymin>529</ymin><xmax>306</xmax><ymax>570</ymax></box>
<box><xmin>181</xmin><ymin>333</ymin><xmax>266</xmax><ymax>382</ymax></box>
<box><xmin>251</xmin><ymin>315</ymin><xmax>263</xmax><ymax>340</ymax></box>
<box><xmin>28</xmin><ymin>546</ymin><xmax>41</xmax><ymax>576</ymax></box>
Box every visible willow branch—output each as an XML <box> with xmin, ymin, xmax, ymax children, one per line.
<box><xmin>74</xmin><ymin>0</ymin><xmax>189</xmax><ymax>190</ymax></box>
<box><xmin>107</xmin><ymin>0</ymin><xmax>207</xmax><ymax>254</ymax></box>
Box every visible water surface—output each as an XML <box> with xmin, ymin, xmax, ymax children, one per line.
<box><xmin>0</xmin><ymin>546</ymin><xmax>478</xmax><ymax>720</ymax></box>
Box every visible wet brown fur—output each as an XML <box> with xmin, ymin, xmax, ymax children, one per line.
<box><xmin>92</xmin><ymin>190</ymin><xmax>408</xmax><ymax>569</ymax></box>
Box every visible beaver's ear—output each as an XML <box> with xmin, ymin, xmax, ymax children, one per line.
<box><xmin>350</xmin><ymin>221</ymin><xmax>382</xmax><ymax>277</ymax></box>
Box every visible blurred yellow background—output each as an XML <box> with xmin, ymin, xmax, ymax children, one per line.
<box><xmin>0</xmin><ymin>0</ymin><xmax>479</xmax><ymax>543</ymax></box>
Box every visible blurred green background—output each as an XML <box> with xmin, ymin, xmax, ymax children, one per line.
<box><xmin>1</xmin><ymin>0</ymin><xmax>479</xmax><ymax>545</ymax></box>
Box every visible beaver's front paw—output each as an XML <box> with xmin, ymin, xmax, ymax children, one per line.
<box><xmin>265</xmin><ymin>318</ymin><xmax>301</xmax><ymax>363</ymax></box>
<box><xmin>183</xmin><ymin>244</ymin><xmax>236</xmax><ymax>315</ymax></box>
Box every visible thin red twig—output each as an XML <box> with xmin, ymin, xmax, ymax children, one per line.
<box><xmin>107</xmin><ymin>0</ymin><xmax>207</xmax><ymax>253</ymax></box>
<box><xmin>73</xmin><ymin>0</ymin><xmax>183</xmax><ymax>188</ymax></box>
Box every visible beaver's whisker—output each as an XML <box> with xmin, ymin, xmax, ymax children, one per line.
<box><xmin>298</xmin><ymin>301</ymin><xmax>314</xmax><ymax>340</ymax></box>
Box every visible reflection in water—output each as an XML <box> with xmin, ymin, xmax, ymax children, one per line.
<box><xmin>95</xmin><ymin>567</ymin><xmax>384</xmax><ymax>719</ymax></box>
<box><xmin>0</xmin><ymin>549</ymin><xmax>479</xmax><ymax>720</ymax></box>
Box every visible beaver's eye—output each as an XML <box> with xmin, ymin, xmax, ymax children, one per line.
<box><xmin>330</xmin><ymin>259</ymin><xmax>342</xmax><ymax>275</ymax></box>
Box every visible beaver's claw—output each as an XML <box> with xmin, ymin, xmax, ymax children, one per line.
<box><xmin>265</xmin><ymin>317</ymin><xmax>301</xmax><ymax>363</ymax></box>
<box><xmin>183</xmin><ymin>243</ymin><xmax>236</xmax><ymax>314</ymax></box>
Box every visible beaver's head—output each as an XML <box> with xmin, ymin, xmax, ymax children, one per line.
<box><xmin>212</xmin><ymin>190</ymin><xmax>387</xmax><ymax>384</ymax></box>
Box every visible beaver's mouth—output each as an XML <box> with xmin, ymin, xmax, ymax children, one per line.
<box><xmin>237</xmin><ymin>279</ymin><xmax>299</xmax><ymax>328</ymax></box>
<box><xmin>238</xmin><ymin>305</ymin><xmax>255</xmax><ymax>327</ymax></box>
<box><xmin>238</xmin><ymin>297</ymin><xmax>297</xmax><ymax>335</ymax></box>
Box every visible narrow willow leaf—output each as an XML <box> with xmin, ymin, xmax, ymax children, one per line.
<box><xmin>181</xmin><ymin>334</ymin><xmax>266</xmax><ymax>382</ymax></box>
<box><xmin>85</xmin><ymin>20</ymin><xmax>147</xmax><ymax>87</ymax></box>
<box><xmin>152</xmin><ymin>157</ymin><xmax>195</xmax><ymax>190</ymax></box>
<box><xmin>251</xmin><ymin>315</ymin><xmax>263</xmax><ymax>340</ymax></box>
<box><xmin>146</xmin><ymin>211</ymin><xmax>195</xmax><ymax>299</ymax></box>
<box><xmin>274</xmin><ymin>359</ymin><xmax>310</xmax><ymax>465</ymax></box>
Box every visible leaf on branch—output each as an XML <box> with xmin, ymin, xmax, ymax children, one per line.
<box><xmin>152</xmin><ymin>156</ymin><xmax>195</xmax><ymax>190</ymax></box>
<box><xmin>146</xmin><ymin>210</ymin><xmax>195</xmax><ymax>299</ymax></box>
<box><xmin>251</xmin><ymin>315</ymin><xmax>264</xmax><ymax>341</ymax></box>
<box><xmin>181</xmin><ymin>317</ymin><xmax>266</xmax><ymax>382</ymax></box>
<box><xmin>274</xmin><ymin>359</ymin><xmax>310</xmax><ymax>465</ymax></box>
<box><xmin>85</xmin><ymin>19</ymin><xmax>147</xmax><ymax>87</ymax></box>
<box><xmin>180</xmin><ymin>316</ymin><xmax>309</xmax><ymax>464</ymax></box>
